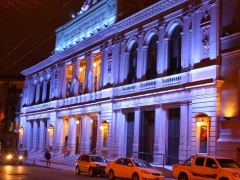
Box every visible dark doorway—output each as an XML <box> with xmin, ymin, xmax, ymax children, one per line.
<box><xmin>126</xmin><ymin>113</ymin><xmax>134</xmax><ymax>158</ymax></box>
<box><xmin>167</xmin><ymin>108</ymin><xmax>180</xmax><ymax>165</ymax></box>
<box><xmin>90</xmin><ymin>119</ymin><xmax>98</xmax><ymax>153</ymax></box>
<box><xmin>139</xmin><ymin>111</ymin><xmax>155</xmax><ymax>163</ymax></box>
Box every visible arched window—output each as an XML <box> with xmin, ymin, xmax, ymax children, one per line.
<box><xmin>146</xmin><ymin>34</ymin><xmax>157</xmax><ymax>80</ymax></box>
<box><xmin>128</xmin><ymin>42</ymin><xmax>138</xmax><ymax>84</ymax></box>
<box><xmin>168</xmin><ymin>25</ymin><xmax>182</xmax><ymax>75</ymax></box>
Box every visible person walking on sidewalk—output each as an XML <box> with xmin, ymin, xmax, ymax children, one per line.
<box><xmin>45</xmin><ymin>150</ymin><xmax>51</xmax><ymax>167</ymax></box>
<box><xmin>64</xmin><ymin>147</ymin><xmax>70</xmax><ymax>158</ymax></box>
<box><xmin>24</xmin><ymin>150</ymin><xmax>28</xmax><ymax>161</ymax></box>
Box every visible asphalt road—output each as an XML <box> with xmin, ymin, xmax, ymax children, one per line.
<box><xmin>0</xmin><ymin>164</ymin><xmax>105</xmax><ymax>180</ymax></box>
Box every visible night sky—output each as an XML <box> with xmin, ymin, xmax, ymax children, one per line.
<box><xmin>0</xmin><ymin>0</ymin><xmax>85</xmax><ymax>78</ymax></box>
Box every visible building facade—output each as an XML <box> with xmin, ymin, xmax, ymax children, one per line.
<box><xmin>0</xmin><ymin>80</ymin><xmax>24</xmax><ymax>149</ymax></box>
<box><xmin>19</xmin><ymin>0</ymin><xmax>240</xmax><ymax>165</ymax></box>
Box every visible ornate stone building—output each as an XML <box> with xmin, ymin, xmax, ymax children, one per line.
<box><xmin>19</xmin><ymin>0</ymin><xmax>240</xmax><ymax>164</ymax></box>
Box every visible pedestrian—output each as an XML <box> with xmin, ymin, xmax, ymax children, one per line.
<box><xmin>24</xmin><ymin>150</ymin><xmax>28</xmax><ymax>161</ymax></box>
<box><xmin>63</xmin><ymin>147</ymin><xmax>70</xmax><ymax>158</ymax></box>
<box><xmin>45</xmin><ymin>150</ymin><xmax>51</xmax><ymax>167</ymax></box>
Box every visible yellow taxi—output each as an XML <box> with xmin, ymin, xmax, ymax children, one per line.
<box><xmin>105</xmin><ymin>157</ymin><xmax>165</xmax><ymax>180</ymax></box>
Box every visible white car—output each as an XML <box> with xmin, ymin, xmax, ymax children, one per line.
<box><xmin>75</xmin><ymin>154</ymin><xmax>107</xmax><ymax>176</ymax></box>
<box><xmin>105</xmin><ymin>157</ymin><xmax>165</xmax><ymax>180</ymax></box>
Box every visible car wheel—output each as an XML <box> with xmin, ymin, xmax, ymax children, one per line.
<box><xmin>178</xmin><ymin>174</ymin><xmax>189</xmax><ymax>180</ymax></box>
<box><xmin>132</xmin><ymin>173</ymin><xmax>139</xmax><ymax>180</ymax></box>
<box><xmin>76</xmin><ymin>166</ymin><xmax>81</xmax><ymax>175</ymax></box>
<box><xmin>108</xmin><ymin>170</ymin><xmax>115</xmax><ymax>180</ymax></box>
<box><xmin>88</xmin><ymin>167</ymin><xmax>95</xmax><ymax>177</ymax></box>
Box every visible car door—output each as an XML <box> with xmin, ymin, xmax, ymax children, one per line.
<box><xmin>204</xmin><ymin>158</ymin><xmax>219</xmax><ymax>179</ymax></box>
<box><xmin>191</xmin><ymin>157</ymin><xmax>206</xmax><ymax>180</ymax></box>
<box><xmin>122</xmin><ymin>158</ymin><xmax>134</xmax><ymax>179</ymax></box>
<box><xmin>79</xmin><ymin>155</ymin><xmax>89</xmax><ymax>172</ymax></box>
<box><xmin>113</xmin><ymin>158</ymin><xmax>125</xmax><ymax>178</ymax></box>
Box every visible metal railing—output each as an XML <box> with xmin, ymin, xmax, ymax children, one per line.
<box><xmin>53</xmin><ymin>146</ymin><xmax>65</xmax><ymax>157</ymax></box>
<box><xmin>132</xmin><ymin>152</ymin><xmax>184</xmax><ymax>168</ymax></box>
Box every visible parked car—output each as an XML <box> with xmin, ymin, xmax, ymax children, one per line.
<box><xmin>75</xmin><ymin>154</ymin><xmax>108</xmax><ymax>176</ymax></box>
<box><xmin>172</xmin><ymin>155</ymin><xmax>240</xmax><ymax>180</ymax></box>
<box><xmin>105</xmin><ymin>157</ymin><xmax>165</xmax><ymax>180</ymax></box>
<box><xmin>0</xmin><ymin>149</ymin><xmax>23</xmax><ymax>165</ymax></box>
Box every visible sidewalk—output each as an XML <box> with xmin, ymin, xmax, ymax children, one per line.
<box><xmin>24</xmin><ymin>158</ymin><xmax>75</xmax><ymax>172</ymax></box>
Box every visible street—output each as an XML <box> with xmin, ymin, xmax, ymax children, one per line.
<box><xmin>0</xmin><ymin>164</ymin><xmax>105</xmax><ymax>180</ymax></box>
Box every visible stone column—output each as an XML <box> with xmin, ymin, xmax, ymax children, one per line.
<box><xmin>163</xmin><ymin>38</ymin><xmax>170</xmax><ymax>75</ymax></box>
<box><xmin>36</xmin><ymin>80</ymin><xmax>40</xmax><ymax>103</ymax></box>
<box><xmin>157</xmin><ymin>23</ymin><xmax>166</xmax><ymax>75</ymax></box>
<box><xmin>81</xmin><ymin>114</ymin><xmax>91</xmax><ymax>153</ymax></box>
<box><xmin>84</xmin><ymin>52</ymin><xmax>95</xmax><ymax>93</ymax></box>
<box><xmin>99</xmin><ymin>46</ymin><xmax>105</xmax><ymax>89</ymax></box>
<box><xmin>159</xmin><ymin>106</ymin><xmax>167</xmax><ymax>165</ymax></box>
<box><xmin>38</xmin><ymin>120</ymin><xmax>45</xmax><ymax>152</ymax></box>
<box><xmin>72</xmin><ymin>58</ymin><xmax>80</xmax><ymax>96</ymax></box>
<box><xmin>123</xmin><ymin>53</ymin><xmax>130</xmax><ymax>82</ymax></box>
<box><xmin>154</xmin><ymin>105</ymin><xmax>161</xmax><ymax>164</ymax></box>
<box><xmin>26</xmin><ymin>121</ymin><xmax>32</xmax><ymax>150</ymax></box>
<box><xmin>132</xmin><ymin>108</ymin><xmax>140</xmax><ymax>158</ymax></box>
<box><xmin>56</xmin><ymin>117</ymin><xmax>64</xmax><ymax>153</ymax></box>
<box><xmin>57</xmin><ymin>63</ymin><xmax>64</xmax><ymax>99</ymax></box>
<box><xmin>137</xmin><ymin>32</ymin><xmax>144</xmax><ymax>79</ymax></box>
<box><xmin>142</xmin><ymin>46</ymin><xmax>148</xmax><ymax>80</ymax></box>
<box><xmin>119</xmin><ymin>39</ymin><xmax>127</xmax><ymax>83</ymax></box>
<box><xmin>209</xmin><ymin>0</ymin><xmax>219</xmax><ymax>60</ymax></box>
<box><xmin>179</xmin><ymin>102</ymin><xmax>189</xmax><ymax>161</ymax></box>
<box><xmin>46</xmin><ymin>119</ymin><xmax>50</xmax><ymax>150</ymax></box>
<box><xmin>32</xmin><ymin>121</ymin><xmax>38</xmax><ymax>151</ymax></box>
<box><xmin>62</xmin><ymin>64</ymin><xmax>68</xmax><ymax>98</ymax></box>
<box><xmin>68</xmin><ymin>116</ymin><xmax>76</xmax><ymax>155</ymax></box>
<box><xmin>193</xmin><ymin>8</ymin><xmax>202</xmax><ymax>63</ymax></box>
<box><xmin>96</xmin><ymin>113</ymin><xmax>101</xmax><ymax>155</ymax></box>
<box><xmin>115</xmin><ymin>110</ymin><xmax>125</xmax><ymax>157</ymax></box>
<box><xmin>111</xmin><ymin>41</ymin><xmax>121</xmax><ymax>85</ymax></box>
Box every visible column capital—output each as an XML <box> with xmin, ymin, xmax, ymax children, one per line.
<box><xmin>158</xmin><ymin>22</ymin><xmax>166</xmax><ymax>29</ymax></box>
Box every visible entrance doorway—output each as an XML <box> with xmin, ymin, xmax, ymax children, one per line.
<box><xmin>139</xmin><ymin>111</ymin><xmax>155</xmax><ymax>163</ymax></box>
<box><xmin>90</xmin><ymin>118</ymin><xmax>98</xmax><ymax>153</ymax></box>
<box><xmin>167</xmin><ymin>108</ymin><xmax>180</xmax><ymax>165</ymax></box>
<box><xmin>126</xmin><ymin>112</ymin><xmax>134</xmax><ymax>158</ymax></box>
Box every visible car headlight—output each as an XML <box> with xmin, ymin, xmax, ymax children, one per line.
<box><xmin>7</xmin><ymin>155</ymin><xmax>12</xmax><ymax>159</ymax></box>
<box><xmin>141</xmin><ymin>170</ymin><xmax>151</xmax><ymax>174</ymax></box>
<box><xmin>19</xmin><ymin>156</ymin><xmax>23</xmax><ymax>160</ymax></box>
<box><xmin>233</xmin><ymin>172</ymin><xmax>240</xmax><ymax>178</ymax></box>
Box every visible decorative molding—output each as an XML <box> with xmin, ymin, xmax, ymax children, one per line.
<box><xmin>202</xmin><ymin>26</ymin><xmax>210</xmax><ymax>58</ymax></box>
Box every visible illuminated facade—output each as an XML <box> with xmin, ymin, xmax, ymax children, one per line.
<box><xmin>19</xmin><ymin>0</ymin><xmax>240</xmax><ymax>164</ymax></box>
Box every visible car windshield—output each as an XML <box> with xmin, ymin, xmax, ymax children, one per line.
<box><xmin>133</xmin><ymin>159</ymin><xmax>153</xmax><ymax>168</ymax></box>
<box><xmin>216</xmin><ymin>159</ymin><xmax>240</xmax><ymax>168</ymax></box>
<box><xmin>91</xmin><ymin>156</ymin><xmax>107</xmax><ymax>163</ymax></box>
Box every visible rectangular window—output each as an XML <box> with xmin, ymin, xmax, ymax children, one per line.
<box><xmin>199</xmin><ymin>126</ymin><xmax>208</xmax><ymax>153</ymax></box>
<box><xmin>195</xmin><ymin>157</ymin><xmax>205</xmax><ymax>166</ymax></box>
